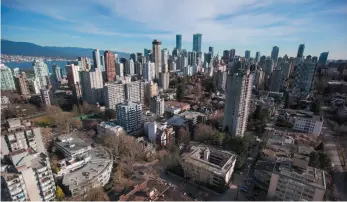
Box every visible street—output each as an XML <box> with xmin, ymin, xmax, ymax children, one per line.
<box><xmin>321</xmin><ymin>125</ymin><xmax>347</xmax><ymax>200</ymax></box>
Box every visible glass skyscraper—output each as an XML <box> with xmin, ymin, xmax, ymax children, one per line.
<box><xmin>245</xmin><ymin>50</ymin><xmax>251</xmax><ymax>59</ymax></box>
<box><xmin>318</xmin><ymin>52</ymin><xmax>329</xmax><ymax>65</ymax></box>
<box><xmin>297</xmin><ymin>44</ymin><xmax>305</xmax><ymax>58</ymax></box>
<box><xmin>271</xmin><ymin>46</ymin><xmax>279</xmax><ymax>63</ymax></box>
<box><xmin>255</xmin><ymin>52</ymin><xmax>260</xmax><ymax>63</ymax></box>
<box><xmin>193</xmin><ymin>33</ymin><xmax>202</xmax><ymax>53</ymax></box>
<box><xmin>176</xmin><ymin>34</ymin><xmax>182</xmax><ymax>50</ymax></box>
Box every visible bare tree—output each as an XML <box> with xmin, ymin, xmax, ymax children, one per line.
<box><xmin>83</xmin><ymin>187</ymin><xmax>109</xmax><ymax>201</ymax></box>
<box><xmin>177</xmin><ymin>128</ymin><xmax>190</xmax><ymax>144</ymax></box>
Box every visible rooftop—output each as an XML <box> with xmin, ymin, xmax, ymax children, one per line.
<box><xmin>119</xmin><ymin>178</ymin><xmax>193</xmax><ymax>201</ymax></box>
<box><xmin>165</xmin><ymin>101</ymin><xmax>190</xmax><ymax>109</ymax></box>
<box><xmin>55</xmin><ymin>135</ymin><xmax>91</xmax><ymax>156</ymax></box>
<box><xmin>182</xmin><ymin>143</ymin><xmax>237</xmax><ymax>175</ymax></box>
<box><xmin>62</xmin><ymin>146</ymin><xmax>112</xmax><ymax>187</ymax></box>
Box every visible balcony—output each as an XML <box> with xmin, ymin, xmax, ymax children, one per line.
<box><xmin>11</xmin><ymin>188</ymin><xmax>23</xmax><ymax>197</ymax></box>
<box><xmin>43</xmin><ymin>191</ymin><xmax>55</xmax><ymax>200</ymax></box>
<box><xmin>40</xmin><ymin>177</ymin><xmax>53</xmax><ymax>187</ymax></box>
<box><xmin>37</xmin><ymin>166</ymin><xmax>48</xmax><ymax>173</ymax></box>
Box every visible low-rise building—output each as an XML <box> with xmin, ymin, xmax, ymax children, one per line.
<box><xmin>181</xmin><ymin>143</ymin><xmax>237</xmax><ymax>187</ymax></box>
<box><xmin>165</xmin><ymin>100</ymin><xmax>190</xmax><ymax>114</ymax></box>
<box><xmin>144</xmin><ymin>121</ymin><xmax>175</xmax><ymax>146</ymax></box>
<box><xmin>119</xmin><ymin>178</ymin><xmax>193</xmax><ymax>201</ymax></box>
<box><xmin>97</xmin><ymin>121</ymin><xmax>124</xmax><ymax>136</ymax></box>
<box><xmin>53</xmin><ymin>135</ymin><xmax>112</xmax><ymax>197</ymax></box>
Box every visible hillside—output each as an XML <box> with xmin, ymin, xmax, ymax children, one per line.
<box><xmin>1</xmin><ymin>39</ymin><xmax>130</xmax><ymax>58</ymax></box>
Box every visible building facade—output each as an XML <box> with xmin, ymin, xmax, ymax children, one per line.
<box><xmin>32</xmin><ymin>59</ymin><xmax>49</xmax><ymax>90</ymax></box>
<box><xmin>193</xmin><ymin>33</ymin><xmax>202</xmax><ymax>53</ymax></box>
<box><xmin>80</xmin><ymin>68</ymin><xmax>104</xmax><ymax>105</ymax></box>
<box><xmin>66</xmin><ymin>64</ymin><xmax>80</xmax><ymax>88</ymax></box>
<box><xmin>223</xmin><ymin>62</ymin><xmax>253</xmax><ymax>137</ymax></box>
<box><xmin>150</xmin><ymin>96</ymin><xmax>165</xmax><ymax>116</ymax></box>
<box><xmin>152</xmin><ymin>40</ymin><xmax>162</xmax><ymax>79</ymax></box>
<box><xmin>104</xmin><ymin>50</ymin><xmax>116</xmax><ymax>82</ymax></box>
<box><xmin>1</xmin><ymin>64</ymin><xmax>16</xmax><ymax>91</ymax></box>
<box><xmin>116</xmin><ymin>101</ymin><xmax>143</xmax><ymax>132</ymax></box>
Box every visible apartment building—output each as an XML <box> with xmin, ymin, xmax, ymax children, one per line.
<box><xmin>1</xmin><ymin>64</ymin><xmax>16</xmax><ymax>91</ymax></box>
<box><xmin>1</xmin><ymin>148</ymin><xmax>56</xmax><ymax>201</ymax></box>
<box><xmin>15</xmin><ymin>72</ymin><xmax>30</xmax><ymax>95</ymax></box>
<box><xmin>116</xmin><ymin>101</ymin><xmax>143</xmax><ymax>132</ymax></box>
<box><xmin>52</xmin><ymin>135</ymin><xmax>112</xmax><ymax>197</ymax></box>
<box><xmin>181</xmin><ymin>144</ymin><xmax>237</xmax><ymax>187</ymax></box>
<box><xmin>80</xmin><ymin>68</ymin><xmax>104</xmax><ymax>105</ymax></box>
<box><xmin>223</xmin><ymin>61</ymin><xmax>253</xmax><ymax>137</ymax></box>
<box><xmin>267</xmin><ymin>165</ymin><xmax>326</xmax><ymax>201</ymax></box>
<box><xmin>150</xmin><ymin>96</ymin><xmax>165</xmax><ymax>116</ymax></box>
<box><xmin>97</xmin><ymin>122</ymin><xmax>124</xmax><ymax>136</ymax></box>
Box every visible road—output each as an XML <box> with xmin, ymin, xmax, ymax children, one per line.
<box><xmin>321</xmin><ymin>125</ymin><xmax>347</xmax><ymax>200</ymax></box>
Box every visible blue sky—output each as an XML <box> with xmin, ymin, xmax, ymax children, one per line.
<box><xmin>2</xmin><ymin>0</ymin><xmax>347</xmax><ymax>59</ymax></box>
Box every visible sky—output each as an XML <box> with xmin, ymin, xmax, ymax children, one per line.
<box><xmin>1</xmin><ymin>0</ymin><xmax>347</xmax><ymax>59</ymax></box>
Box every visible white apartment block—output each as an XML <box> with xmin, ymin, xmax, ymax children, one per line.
<box><xmin>293</xmin><ymin>116</ymin><xmax>323</xmax><ymax>136</ymax></box>
<box><xmin>40</xmin><ymin>89</ymin><xmax>51</xmax><ymax>108</ymax></box>
<box><xmin>125</xmin><ymin>59</ymin><xmax>135</xmax><ymax>75</ymax></box>
<box><xmin>116</xmin><ymin>101</ymin><xmax>143</xmax><ymax>132</ymax></box>
<box><xmin>181</xmin><ymin>144</ymin><xmax>237</xmax><ymax>187</ymax></box>
<box><xmin>32</xmin><ymin>59</ymin><xmax>49</xmax><ymax>90</ymax></box>
<box><xmin>159</xmin><ymin>72</ymin><xmax>169</xmax><ymax>90</ymax></box>
<box><xmin>104</xmin><ymin>82</ymin><xmax>126</xmax><ymax>109</ymax></box>
<box><xmin>80</xmin><ymin>68</ymin><xmax>104</xmax><ymax>105</ymax></box>
<box><xmin>66</xmin><ymin>64</ymin><xmax>80</xmax><ymax>87</ymax></box>
<box><xmin>223</xmin><ymin>63</ymin><xmax>253</xmax><ymax>137</ymax></box>
<box><xmin>143</xmin><ymin>61</ymin><xmax>155</xmax><ymax>81</ymax></box>
<box><xmin>125</xmin><ymin>81</ymin><xmax>145</xmax><ymax>104</ymax></box>
<box><xmin>267</xmin><ymin>166</ymin><xmax>326</xmax><ymax>201</ymax></box>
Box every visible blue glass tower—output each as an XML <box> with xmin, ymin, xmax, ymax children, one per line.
<box><xmin>176</xmin><ymin>34</ymin><xmax>182</xmax><ymax>50</ymax></box>
<box><xmin>318</xmin><ymin>52</ymin><xmax>329</xmax><ymax>65</ymax></box>
<box><xmin>297</xmin><ymin>44</ymin><xmax>305</xmax><ymax>58</ymax></box>
<box><xmin>193</xmin><ymin>33</ymin><xmax>202</xmax><ymax>53</ymax></box>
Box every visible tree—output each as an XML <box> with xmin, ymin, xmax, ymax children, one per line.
<box><xmin>112</xmin><ymin>166</ymin><xmax>124</xmax><ymax>187</ymax></box>
<box><xmin>177</xmin><ymin>128</ymin><xmax>190</xmax><ymax>144</ymax></box>
<box><xmin>83</xmin><ymin>187</ymin><xmax>109</xmax><ymax>201</ymax></box>
<box><xmin>56</xmin><ymin>186</ymin><xmax>65</xmax><ymax>201</ymax></box>
<box><xmin>309</xmin><ymin>151</ymin><xmax>320</xmax><ymax>168</ymax></box>
<box><xmin>194</xmin><ymin>124</ymin><xmax>214</xmax><ymax>143</ymax></box>
<box><xmin>72</xmin><ymin>104</ymin><xmax>80</xmax><ymax>115</ymax></box>
<box><xmin>311</xmin><ymin>101</ymin><xmax>321</xmax><ymax>115</ymax></box>
<box><xmin>315</xmin><ymin>142</ymin><xmax>324</xmax><ymax>151</ymax></box>
<box><xmin>213</xmin><ymin>132</ymin><xmax>225</xmax><ymax>146</ymax></box>
<box><xmin>104</xmin><ymin>109</ymin><xmax>116</xmax><ymax>121</ymax></box>
<box><xmin>81</xmin><ymin>101</ymin><xmax>91</xmax><ymax>114</ymax></box>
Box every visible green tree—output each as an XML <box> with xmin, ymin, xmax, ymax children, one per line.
<box><xmin>104</xmin><ymin>108</ymin><xmax>116</xmax><ymax>121</ymax></box>
<box><xmin>56</xmin><ymin>186</ymin><xmax>65</xmax><ymax>201</ymax></box>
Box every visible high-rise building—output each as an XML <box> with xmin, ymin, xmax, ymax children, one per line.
<box><xmin>32</xmin><ymin>59</ymin><xmax>49</xmax><ymax>90</ymax></box>
<box><xmin>176</xmin><ymin>34</ymin><xmax>182</xmax><ymax>50</ymax></box>
<box><xmin>318</xmin><ymin>52</ymin><xmax>329</xmax><ymax>65</ymax></box>
<box><xmin>193</xmin><ymin>33</ymin><xmax>202</xmax><ymax>53</ymax></box>
<box><xmin>159</xmin><ymin>72</ymin><xmax>169</xmax><ymax>90</ymax></box>
<box><xmin>312</xmin><ymin>56</ymin><xmax>318</xmax><ymax>63</ymax></box>
<box><xmin>271</xmin><ymin>46</ymin><xmax>280</xmax><ymax>64</ymax></box>
<box><xmin>116</xmin><ymin>62</ymin><xmax>124</xmax><ymax>78</ymax></box>
<box><xmin>150</xmin><ymin>96</ymin><xmax>165</xmax><ymax>116</ymax></box>
<box><xmin>130</xmin><ymin>53</ymin><xmax>137</xmax><ymax>63</ymax></box>
<box><xmin>53</xmin><ymin>65</ymin><xmax>62</xmax><ymax>81</ymax></box>
<box><xmin>125</xmin><ymin>81</ymin><xmax>145</xmax><ymax>104</ymax></box>
<box><xmin>104</xmin><ymin>82</ymin><xmax>125</xmax><ymax>109</ymax></box>
<box><xmin>223</xmin><ymin>62</ymin><xmax>253</xmax><ymax>137</ymax></box>
<box><xmin>143</xmin><ymin>61</ymin><xmax>155</xmax><ymax>81</ymax></box>
<box><xmin>209</xmin><ymin>47</ymin><xmax>214</xmax><ymax>57</ymax></box>
<box><xmin>93</xmin><ymin>49</ymin><xmax>101</xmax><ymax>69</ymax></box>
<box><xmin>144</xmin><ymin>81</ymin><xmax>158</xmax><ymax>106</ymax></box>
<box><xmin>1</xmin><ymin>64</ymin><xmax>16</xmax><ymax>91</ymax></box>
<box><xmin>77</xmin><ymin>57</ymin><xmax>88</xmax><ymax>71</ymax></box>
<box><xmin>230</xmin><ymin>49</ymin><xmax>236</xmax><ymax>59</ymax></box>
<box><xmin>66</xmin><ymin>64</ymin><xmax>80</xmax><ymax>88</ymax></box>
<box><xmin>293</xmin><ymin>57</ymin><xmax>316</xmax><ymax>92</ymax></box>
<box><xmin>161</xmin><ymin>48</ymin><xmax>169</xmax><ymax>73</ymax></box>
<box><xmin>223</xmin><ymin>50</ymin><xmax>231</xmax><ymax>64</ymax></box>
<box><xmin>40</xmin><ymin>88</ymin><xmax>51</xmax><ymax>108</ymax></box>
<box><xmin>188</xmin><ymin>51</ymin><xmax>197</xmax><ymax>66</ymax></box>
<box><xmin>213</xmin><ymin>70</ymin><xmax>227</xmax><ymax>91</ymax></box>
<box><xmin>116</xmin><ymin>101</ymin><xmax>143</xmax><ymax>132</ymax></box>
<box><xmin>100</xmin><ymin>55</ymin><xmax>105</xmax><ymax>71</ymax></box>
<box><xmin>104</xmin><ymin>50</ymin><xmax>116</xmax><ymax>82</ymax></box>
<box><xmin>255</xmin><ymin>52</ymin><xmax>260</xmax><ymax>63</ymax></box>
<box><xmin>152</xmin><ymin>40</ymin><xmax>162</xmax><ymax>79</ymax></box>
<box><xmin>245</xmin><ymin>50</ymin><xmax>251</xmax><ymax>59</ymax></box>
<box><xmin>269</xmin><ymin>69</ymin><xmax>283</xmax><ymax>92</ymax></box>
<box><xmin>15</xmin><ymin>72</ymin><xmax>30</xmax><ymax>95</ymax></box>
<box><xmin>80</xmin><ymin>68</ymin><xmax>104</xmax><ymax>104</ymax></box>
<box><xmin>253</xmin><ymin>68</ymin><xmax>265</xmax><ymax>90</ymax></box>
<box><xmin>281</xmin><ymin>61</ymin><xmax>293</xmax><ymax>79</ymax></box>
<box><xmin>264</xmin><ymin>57</ymin><xmax>274</xmax><ymax>77</ymax></box>
<box><xmin>125</xmin><ymin>59</ymin><xmax>135</xmax><ymax>75</ymax></box>
<box><xmin>183</xmin><ymin>65</ymin><xmax>193</xmax><ymax>76</ymax></box>
<box><xmin>169</xmin><ymin>60</ymin><xmax>176</xmax><ymax>71</ymax></box>
<box><xmin>297</xmin><ymin>44</ymin><xmax>305</xmax><ymax>58</ymax></box>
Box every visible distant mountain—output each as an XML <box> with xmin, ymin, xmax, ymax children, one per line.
<box><xmin>1</xmin><ymin>39</ymin><xmax>130</xmax><ymax>59</ymax></box>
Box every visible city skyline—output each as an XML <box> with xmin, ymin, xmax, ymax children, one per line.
<box><xmin>1</xmin><ymin>0</ymin><xmax>347</xmax><ymax>59</ymax></box>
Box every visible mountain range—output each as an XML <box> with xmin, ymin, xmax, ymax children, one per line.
<box><xmin>1</xmin><ymin>39</ymin><xmax>130</xmax><ymax>59</ymax></box>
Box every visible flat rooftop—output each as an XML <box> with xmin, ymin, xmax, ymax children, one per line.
<box><xmin>62</xmin><ymin>146</ymin><xmax>112</xmax><ymax>187</ymax></box>
<box><xmin>119</xmin><ymin>178</ymin><xmax>193</xmax><ymax>201</ymax></box>
<box><xmin>182</xmin><ymin>143</ymin><xmax>237</xmax><ymax>175</ymax></box>
<box><xmin>55</xmin><ymin>135</ymin><xmax>91</xmax><ymax>155</ymax></box>
<box><xmin>165</xmin><ymin>101</ymin><xmax>190</xmax><ymax>108</ymax></box>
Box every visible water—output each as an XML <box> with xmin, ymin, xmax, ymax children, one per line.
<box><xmin>4</xmin><ymin>61</ymin><xmax>68</xmax><ymax>75</ymax></box>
